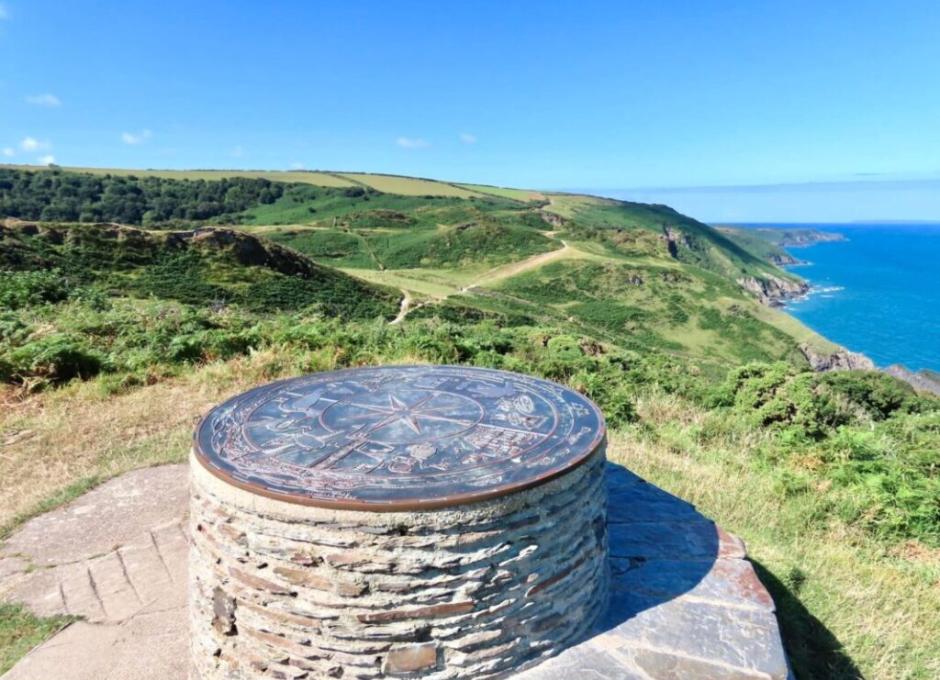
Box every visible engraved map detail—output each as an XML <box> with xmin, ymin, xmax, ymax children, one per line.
<box><xmin>195</xmin><ymin>365</ymin><xmax>605</xmax><ymax>508</ymax></box>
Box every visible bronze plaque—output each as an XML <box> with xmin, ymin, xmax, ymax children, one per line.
<box><xmin>194</xmin><ymin>365</ymin><xmax>605</xmax><ymax>510</ymax></box>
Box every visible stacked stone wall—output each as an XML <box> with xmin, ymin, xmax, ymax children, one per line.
<box><xmin>190</xmin><ymin>448</ymin><xmax>608</xmax><ymax>679</ymax></box>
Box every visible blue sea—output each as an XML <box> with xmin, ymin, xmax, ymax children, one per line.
<box><xmin>753</xmin><ymin>223</ymin><xmax>940</xmax><ymax>372</ymax></box>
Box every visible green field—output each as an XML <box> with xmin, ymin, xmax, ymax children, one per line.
<box><xmin>335</xmin><ymin>172</ymin><xmax>487</xmax><ymax>198</ymax></box>
<box><xmin>455</xmin><ymin>183</ymin><xmax>546</xmax><ymax>202</ymax></box>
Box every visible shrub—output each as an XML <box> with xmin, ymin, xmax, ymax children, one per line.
<box><xmin>820</xmin><ymin>370</ymin><xmax>919</xmax><ymax>420</ymax></box>
<box><xmin>0</xmin><ymin>269</ymin><xmax>70</xmax><ymax>310</ymax></box>
<box><xmin>6</xmin><ymin>334</ymin><xmax>104</xmax><ymax>383</ymax></box>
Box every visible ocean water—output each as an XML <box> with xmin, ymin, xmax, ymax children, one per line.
<box><xmin>760</xmin><ymin>223</ymin><xmax>940</xmax><ymax>372</ymax></box>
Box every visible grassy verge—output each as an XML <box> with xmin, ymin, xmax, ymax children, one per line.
<box><xmin>0</xmin><ymin>604</ymin><xmax>74</xmax><ymax>674</ymax></box>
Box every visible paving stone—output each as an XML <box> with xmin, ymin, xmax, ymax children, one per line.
<box><xmin>610</xmin><ymin>557</ymin><xmax>774</xmax><ymax>611</ymax></box>
<box><xmin>87</xmin><ymin>551</ymin><xmax>145</xmax><ymax>622</ymax></box>
<box><xmin>628</xmin><ymin>646</ymin><xmax>773</xmax><ymax>680</ymax></box>
<box><xmin>117</xmin><ymin>542</ymin><xmax>175</xmax><ymax>605</ymax></box>
<box><xmin>0</xmin><ymin>556</ymin><xmax>28</xmax><ymax>579</ymax></box>
<box><xmin>0</xmin><ymin>465</ymin><xmax>188</xmax><ymax>567</ymax></box>
<box><xmin>513</xmin><ymin>639</ymin><xmax>646</xmax><ymax>679</ymax></box>
<box><xmin>57</xmin><ymin>560</ymin><xmax>109</xmax><ymax>622</ymax></box>
<box><xmin>608</xmin><ymin>520</ymin><xmax>745</xmax><ymax>561</ymax></box>
<box><xmin>3</xmin><ymin>606</ymin><xmax>189</xmax><ymax>680</ymax></box>
<box><xmin>602</xmin><ymin>594</ymin><xmax>789</xmax><ymax>678</ymax></box>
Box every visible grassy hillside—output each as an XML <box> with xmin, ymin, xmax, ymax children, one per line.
<box><xmin>1</xmin><ymin>165</ymin><xmax>938</xmax><ymax>679</ymax></box>
<box><xmin>716</xmin><ymin>225</ymin><xmax>801</xmax><ymax>264</ymax></box>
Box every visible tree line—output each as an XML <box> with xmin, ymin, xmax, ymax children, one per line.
<box><xmin>0</xmin><ymin>168</ymin><xmax>286</xmax><ymax>225</ymax></box>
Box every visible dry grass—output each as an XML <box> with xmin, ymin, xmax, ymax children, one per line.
<box><xmin>455</xmin><ymin>183</ymin><xmax>546</xmax><ymax>202</ymax></box>
<box><xmin>336</xmin><ymin>173</ymin><xmax>485</xmax><ymax>198</ymax></box>
<box><xmin>0</xmin><ymin>350</ymin><xmax>307</xmax><ymax>532</ymax></box>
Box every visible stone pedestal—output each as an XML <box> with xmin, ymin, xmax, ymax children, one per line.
<box><xmin>189</xmin><ymin>365</ymin><xmax>608</xmax><ymax>679</ymax></box>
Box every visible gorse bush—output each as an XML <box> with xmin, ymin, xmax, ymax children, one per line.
<box><xmin>709</xmin><ymin>362</ymin><xmax>850</xmax><ymax>439</ymax></box>
<box><xmin>703</xmin><ymin>361</ymin><xmax>940</xmax><ymax>545</ymax></box>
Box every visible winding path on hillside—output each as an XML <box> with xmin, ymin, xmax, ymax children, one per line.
<box><xmin>389</xmin><ymin>237</ymin><xmax>576</xmax><ymax>324</ymax></box>
<box><xmin>459</xmin><ymin>239</ymin><xmax>573</xmax><ymax>293</ymax></box>
<box><xmin>390</xmin><ymin>289</ymin><xmax>412</xmax><ymax>325</ymax></box>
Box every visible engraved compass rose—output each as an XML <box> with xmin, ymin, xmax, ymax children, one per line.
<box><xmin>196</xmin><ymin>366</ymin><xmax>606</xmax><ymax>509</ymax></box>
<box><xmin>320</xmin><ymin>388</ymin><xmax>485</xmax><ymax>445</ymax></box>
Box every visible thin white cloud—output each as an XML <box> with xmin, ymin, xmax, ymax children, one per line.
<box><xmin>38</xmin><ymin>154</ymin><xmax>56</xmax><ymax>166</ymax></box>
<box><xmin>121</xmin><ymin>129</ymin><xmax>152</xmax><ymax>145</ymax></box>
<box><xmin>20</xmin><ymin>136</ymin><xmax>51</xmax><ymax>151</ymax></box>
<box><xmin>289</xmin><ymin>161</ymin><xmax>305</xmax><ymax>170</ymax></box>
<box><xmin>231</xmin><ymin>145</ymin><xmax>244</xmax><ymax>158</ymax></box>
<box><xmin>396</xmin><ymin>136</ymin><xmax>430</xmax><ymax>149</ymax></box>
<box><xmin>25</xmin><ymin>93</ymin><xmax>61</xmax><ymax>108</ymax></box>
<box><xmin>2</xmin><ymin>147</ymin><xmax>14</xmax><ymax>158</ymax></box>
<box><xmin>0</xmin><ymin>4</ymin><xmax>8</xmax><ymax>20</ymax></box>
<box><xmin>459</xmin><ymin>132</ymin><xmax>477</xmax><ymax>144</ymax></box>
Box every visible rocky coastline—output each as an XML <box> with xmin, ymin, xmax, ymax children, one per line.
<box><xmin>798</xmin><ymin>343</ymin><xmax>874</xmax><ymax>372</ymax></box>
<box><xmin>737</xmin><ymin>274</ymin><xmax>810</xmax><ymax>307</ymax></box>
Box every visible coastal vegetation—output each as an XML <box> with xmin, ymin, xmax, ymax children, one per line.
<box><xmin>1</xmin><ymin>166</ymin><xmax>938</xmax><ymax>678</ymax></box>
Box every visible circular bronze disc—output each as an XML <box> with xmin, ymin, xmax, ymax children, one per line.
<box><xmin>193</xmin><ymin>365</ymin><xmax>606</xmax><ymax>510</ymax></box>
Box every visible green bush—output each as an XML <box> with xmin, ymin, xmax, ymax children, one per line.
<box><xmin>820</xmin><ymin>370</ymin><xmax>920</xmax><ymax>420</ymax></box>
<box><xmin>0</xmin><ymin>270</ymin><xmax>70</xmax><ymax>310</ymax></box>
<box><xmin>6</xmin><ymin>334</ymin><xmax>104</xmax><ymax>383</ymax></box>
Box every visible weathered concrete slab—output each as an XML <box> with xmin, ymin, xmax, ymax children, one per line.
<box><xmin>1</xmin><ymin>462</ymin><xmax>790</xmax><ymax>680</ymax></box>
<box><xmin>0</xmin><ymin>465</ymin><xmax>189</xmax><ymax>680</ymax></box>
<box><xmin>2</xmin><ymin>464</ymin><xmax>187</xmax><ymax>567</ymax></box>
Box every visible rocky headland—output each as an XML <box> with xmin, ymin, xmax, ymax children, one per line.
<box><xmin>799</xmin><ymin>343</ymin><xmax>875</xmax><ymax>372</ymax></box>
<box><xmin>761</xmin><ymin>229</ymin><xmax>846</xmax><ymax>248</ymax></box>
<box><xmin>738</xmin><ymin>275</ymin><xmax>810</xmax><ymax>307</ymax></box>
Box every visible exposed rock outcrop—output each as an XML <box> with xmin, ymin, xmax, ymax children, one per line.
<box><xmin>538</xmin><ymin>210</ymin><xmax>568</xmax><ymax>229</ymax></box>
<box><xmin>662</xmin><ymin>226</ymin><xmax>692</xmax><ymax>258</ymax></box>
<box><xmin>768</xmin><ymin>253</ymin><xmax>805</xmax><ymax>267</ymax></box>
<box><xmin>737</xmin><ymin>275</ymin><xmax>810</xmax><ymax>307</ymax></box>
<box><xmin>799</xmin><ymin>343</ymin><xmax>875</xmax><ymax>372</ymax></box>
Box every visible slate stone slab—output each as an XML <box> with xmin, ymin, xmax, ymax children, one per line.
<box><xmin>516</xmin><ymin>462</ymin><xmax>791</xmax><ymax>680</ymax></box>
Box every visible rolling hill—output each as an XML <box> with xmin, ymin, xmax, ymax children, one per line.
<box><xmin>1</xmin><ymin>164</ymin><xmax>938</xmax><ymax>679</ymax></box>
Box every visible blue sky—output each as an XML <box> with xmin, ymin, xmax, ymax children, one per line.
<box><xmin>1</xmin><ymin>1</ymin><xmax>939</xmax><ymax>221</ymax></box>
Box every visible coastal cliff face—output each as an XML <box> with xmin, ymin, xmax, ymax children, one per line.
<box><xmin>799</xmin><ymin>343</ymin><xmax>875</xmax><ymax>372</ymax></box>
<box><xmin>737</xmin><ymin>275</ymin><xmax>810</xmax><ymax>307</ymax></box>
<box><xmin>768</xmin><ymin>253</ymin><xmax>804</xmax><ymax>267</ymax></box>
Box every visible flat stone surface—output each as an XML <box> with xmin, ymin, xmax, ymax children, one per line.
<box><xmin>1</xmin><ymin>464</ymin><xmax>187</xmax><ymax>567</ymax></box>
<box><xmin>195</xmin><ymin>365</ymin><xmax>606</xmax><ymax>510</ymax></box>
<box><xmin>0</xmin><ymin>465</ymin><xmax>189</xmax><ymax>680</ymax></box>
<box><xmin>1</xmin><ymin>462</ymin><xmax>790</xmax><ymax>679</ymax></box>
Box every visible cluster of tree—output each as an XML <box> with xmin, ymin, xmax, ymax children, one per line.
<box><xmin>0</xmin><ymin>168</ymin><xmax>285</xmax><ymax>225</ymax></box>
